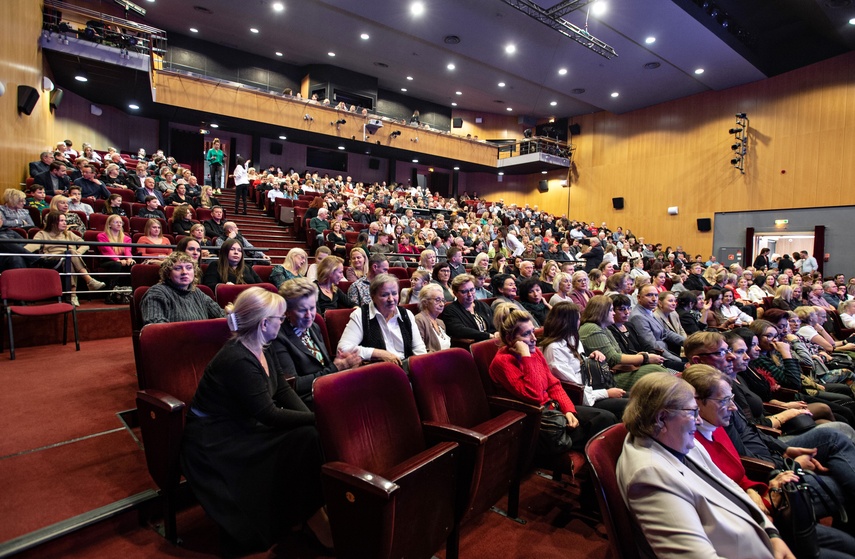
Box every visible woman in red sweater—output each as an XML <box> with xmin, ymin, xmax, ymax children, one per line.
<box><xmin>489</xmin><ymin>308</ymin><xmax>615</xmax><ymax>453</ymax></box>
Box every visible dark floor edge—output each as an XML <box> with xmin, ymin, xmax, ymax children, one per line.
<box><xmin>0</xmin><ymin>489</ymin><xmax>159</xmax><ymax>558</ymax></box>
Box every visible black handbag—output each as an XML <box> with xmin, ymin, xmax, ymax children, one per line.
<box><xmin>538</xmin><ymin>402</ymin><xmax>575</xmax><ymax>455</ymax></box>
<box><xmin>580</xmin><ymin>357</ymin><xmax>615</xmax><ymax>390</ymax></box>
<box><xmin>779</xmin><ymin>413</ymin><xmax>816</xmax><ymax>437</ymax></box>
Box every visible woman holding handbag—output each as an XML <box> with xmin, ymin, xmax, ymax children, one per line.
<box><xmin>541</xmin><ymin>301</ymin><xmax>628</xmax><ymax>419</ymax></box>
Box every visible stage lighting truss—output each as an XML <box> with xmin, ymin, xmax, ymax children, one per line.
<box><xmin>729</xmin><ymin>113</ymin><xmax>748</xmax><ymax>174</ymax></box>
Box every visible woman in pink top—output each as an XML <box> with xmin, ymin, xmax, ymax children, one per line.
<box><xmin>137</xmin><ymin>218</ymin><xmax>172</xmax><ymax>264</ymax></box>
<box><xmin>97</xmin><ymin>214</ymin><xmax>134</xmax><ymax>299</ymax></box>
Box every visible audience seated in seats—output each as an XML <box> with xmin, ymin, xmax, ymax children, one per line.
<box><xmin>579</xmin><ymin>295</ymin><xmax>668</xmax><ymax>391</ymax></box>
<box><xmin>490</xmin><ymin>272</ymin><xmax>527</xmax><ymax>313</ymax></box>
<box><xmin>24</xmin><ymin>211</ymin><xmax>105</xmax><ymax>306</ymax></box>
<box><xmin>400</xmin><ymin>269</ymin><xmax>429</xmax><ymax>305</ymax></box>
<box><xmin>414</xmin><ymin>283</ymin><xmax>452</xmax><ymax>352</ymax></box>
<box><xmin>344</xmin><ymin>246</ymin><xmax>368</xmax><ymax>282</ymax></box>
<box><xmin>440</xmin><ymin>273</ymin><xmax>497</xmax><ymax>343</ymax></box>
<box><xmin>180</xmin><ymin>287</ymin><xmax>332</xmax><ymax>555</ymax></box>
<box><xmin>326</xmin><ymin>220</ymin><xmax>347</xmax><ymax>257</ymax></box>
<box><xmin>214</xmin><ymin>222</ymin><xmax>270</xmax><ymax>263</ymax></box>
<box><xmin>270</xmin><ymin>278</ymin><xmax>361</xmax><ymax>405</ymax></box>
<box><xmin>840</xmin><ymin>300</ymin><xmax>855</xmax><ymax>330</ymax></box>
<box><xmin>519</xmin><ymin>277</ymin><xmax>551</xmax><ymax>326</ymax></box>
<box><xmin>193</xmin><ymin>185</ymin><xmax>219</xmax><ymax>210</ymax></box>
<box><xmin>347</xmin><ymin>253</ymin><xmax>388</xmax><ymax>307</ymax></box>
<box><xmin>314</xmin><ymin>255</ymin><xmax>353</xmax><ymax>316</ymax></box>
<box><xmin>540</xmin><ymin>301</ymin><xmax>628</xmax><ymax>418</ymax></box>
<box><xmin>616</xmin><ymin>372</ymin><xmax>796</xmax><ymax>559</ymax></box>
<box><xmin>135</xmin><ymin>177</ymin><xmax>165</xmax><ymax>206</ymax></box>
<box><xmin>166</xmin><ymin>183</ymin><xmax>192</xmax><ymax>207</ymax></box>
<box><xmin>102</xmin><ymin>194</ymin><xmax>127</xmax><ymax>217</ymax></box>
<box><xmin>568</xmin><ymin>271</ymin><xmax>595</xmax><ymax>310</ymax></box>
<box><xmin>1</xmin><ymin>189</ymin><xmax>36</xmax><ymax>231</ymax></box>
<box><xmin>0</xmin><ymin>212</ymin><xmax>37</xmax><ymax>272</ymax></box>
<box><xmin>175</xmin><ymin>236</ymin><xmax>206</xmax><ymax>264</ymax></box>
<box><xmin>137</xmin><ymin>218</ymin><xmax>172</xmax><ymax>264</ymax></box>
<box><xmin>629</xmin><ymin>285</ymin><xmax>685</xmax><ymax>368</ymax></box>
<box><xmin>677</xmin><ymin>290</ymin><xmax>710</xmax><ymax>335</ymax></box>
<box><xmin>73</xmin><ymin>164</ymin><xmax>110</xmax><ymax>200</ymax></box>
<box><xmin>125</xmin><ymin>162</ymin><xmax>147</xmax><ymax>191</ymax></box>
<box><xmin>66</xmin><ymin>186</ymin><xmax>94</xmax><ymax>217</ymax></box>
<box><xmin>202</xmin><ymin>238</ymin><xmax>262</xmax><ymax>292</ymax></box>
<box><xmin>337</xmin><ymin>273</ymin><xmax>427</xmax><ymax>368</ymax></box>
<box><xmin>137</xmin><ymin>195</ymin><xmax>166</xmax><ymax>220</ymax></box>
<box><xmin>270</xmin><ymin>247</ymin><xmax>308</xmax><ymax>289</ymax></box>
<box><xmin>33</xmin><ymin>161</ymin><xmax>71</xmax><ymax>195</ymax></box>
<box><xmin>305</xmin><ymin>246</ymin><xmax>330</xmax><ymax>282</ymax></box>
<box><xmin>470</xmin><ymin>267</ymin><xmax>492</xmax><ymax>299</ymax></box>
<box><xmin>430</xmin><ymin>261</ymin><xmax>455</xmax><ymax>302</ymax></box>
<box><xmin>96</xmin><ymin>214</ymin><xmax>134</xmax><ymax>301</ymax></box>
<box><xmin>140</xmin><ymin>252</ymin><xmax>223</xmax><ymax>325</ymax></box>
<box><xmin>102</xmin><ymin>164</ymin><xmax>127</xmax><ymax>188</ymax></box>
<box><xmin>549</xmin><ymin>271</ymin><xmax>573</xmax><ymax>306</ymax></box>
<box><xmin>170</xmin><ymin>204</ymin><xmax>195</xmax><ymax>236</ymax></box>
<box><xmin>29</xmin><ymin>151</ymin><xmax>53</xmax><ymax>178</ymax></box>
<box><xmin>489</xmin><ymin>307</ymin><xmax>616</xmax><ymax>454</ymax></box>
<box><xmin>538</xmin><ymin>260</ymin><xmax>559</xmax><ymax>295</ymax></box>
<box><xmin>47</xmin><ymin>195</ymin><xmax>85</xmax><ymax>236</ymax></box>
<box><xmin>202</xmin><ymin>206</ymin><xmax>226</xmax><ymax>239</ymax></box>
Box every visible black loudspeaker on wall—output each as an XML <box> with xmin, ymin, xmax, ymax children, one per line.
<box><xmin>269</xmin><ymin>142</ymin><xmax>283</xmax><ymax>155</ymax></box>
<box><xmin>697</xmin><ymin>218</ymin><xmax>712</xmax><ymax>232</ymax></box>
<box><xmin>452</xmin><ymin>117</ymin><xmax>463</xmax><ymax>128</ymax></box>
<box><xmin>569</xmin><ymin>123</ymin><xmax>581</xmax><ymax>136</ymax></box>
<box><xmin>612</xmin><ymin>197</ymin><xmax>624</xmax><ymax>210</ymax></box>
<box><xmin>17</xmin><ymin>85</ymin><xmax>40</xmax><ymax>116</ymax></box>
<box><xmin>368</xmin><ymin>158</ymin><xmax>380</xmax><ymax>170</ymax></box>
<box><xmin>49</xmin><ymin>89</ymin><xmax>64</xmax><ymax>111</ymax></box>
<box><xmin>538</xmin><ymin>180</ymin><xmax>548</xmax><ymax>193</ymax></box>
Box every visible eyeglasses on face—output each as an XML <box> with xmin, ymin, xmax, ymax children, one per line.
<box><xmin>705</xmin><ymin>395</ymin><xmax>735</xmax><ymax>408</ymax></box>
<box><xmin>696</xmin><ymin>348</ymin><xmax>732</xmax><ymax>358</ymax></box>
<box><xmin>669</xmin><ymin>408</ymin><xmax>700</xmax><ymax>420</ymax></box>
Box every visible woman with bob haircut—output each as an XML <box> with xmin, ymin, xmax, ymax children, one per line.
<box><xmin>270</xmin><ymin>248</ymin><xmax>308</xmax><ymax>289</ymax></box>
<box><xmin>616</xmin><ymin>372</ymin><xmax>795</xmax><ymax>559</ymax></box>
<box><xmin>181</xmin><ymin>287</ymin><xmax>332</xmax><ymax>554</ymax></box>
<box><xmin>314</xmin><ymin>255</ymin><xmax>352</xmax><ymax>316</ymax></box>
<box><xmin>140</xmin><ymin>251</ymin><xmax>223</xmax><ymax>325</ymax></box>
<box><xmin>202</xmin><ymin>238</ymin><xmax>262</xmax><ymax>292</ymax></box>
<box><xmin>415</xmin><ymin>283</ymin><xmax>452</xmax><ymax>352</ymax></box>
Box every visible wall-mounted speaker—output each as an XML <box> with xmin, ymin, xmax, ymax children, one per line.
<box><xmin>538</xmin><ymin>180</ymin><xmax>548</xmax><ymax>193</ymax></box>
<box><xmin>17</xmin><ymin>85</ymin><xmax>39</xmax><ymax>115</ymax></box>
<box><xmin>612</xmin><ymin>197</ymin><xmax>624</xmax><ymax>209</ymax></box>
<box><xmin>49</xmin><ymin>88</ymin><xmax>64</xmax><ymax>111</ymax></box>
<box><xmin>697</xmin><ymin>218</ymin><xmax>712</xmax><ymax>232</ymax></box>
<box><xmin>269</xmin><ymin>142</ymin><xmax>283</xmax><ymax>155</ymax></box>
<box><xmin>368</xmin><ymin>158</ymin><xmax>380</xmax><ymax>170</ymax></box>
<box><xmin>452</xmin><ymin>117</ymin><xmax>463</xmax><ymax>128</ymax></box>
<box><xmin>569</xmin><ymin>123</ymin><xmax>581</xmax><ymax>136</ymax></box>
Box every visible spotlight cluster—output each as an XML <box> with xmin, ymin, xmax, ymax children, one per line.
<box><xmin>729</xmin><ymin>112</ymin><xmax>748</xmax><ymax>174</ymax></box>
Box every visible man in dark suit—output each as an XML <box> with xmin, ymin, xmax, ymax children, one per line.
<box><xmin>73</xmin><ymin>165</ymin><xmax>110</xmax><ymax>200</ymax></box>
<box><xmin>135</xmin><ymin>176</ymin><xmax>165</xmax><ymax>205</ymax></box>
<box><xmin>580</xmin><ymin>237</ymin><xmax>604</xmax><ymax>273</ymax></box>
<box><xmin>270</xmin><ymin>279</ymin><xmax>362</xmax><ymax>404</ymax></box>
<box><xmin>126</xmin><ymin>162</ymin><xmax>148</xmax><ymax>191</ymax></box>
<box><xmin>29</xmin><ymin>151</ymin><xmax>53</xmax><ymax>178</ymax></box>
<box><xmin>33</xmin><ymin>161</ymin><xmax>71</xmax><ymax>195</ymax></box>
<box><xmin>683</xmin><ymin>262</ymin><xmax>711</xmax><ymax>292</ymax></box>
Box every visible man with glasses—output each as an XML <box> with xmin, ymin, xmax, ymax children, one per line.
<box><xmin>685</xmin><ymin>331</ymin><xmax>855</xmax><ymax>523</ymax></box>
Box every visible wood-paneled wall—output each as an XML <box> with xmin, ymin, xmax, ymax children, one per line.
<box><xmin>475</xmin><ymin>51</ymin><xmax>855</xmax><ymax>257</ymax></box>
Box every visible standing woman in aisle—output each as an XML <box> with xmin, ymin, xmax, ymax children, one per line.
<box><xmin>206</xmin><ymin>138</ymin><xmax>225</xmax><ymax>194</ymax></box>
<box><xmin>181</xmin><ymin>287</ymin><xmax>332</xmax><ymax>554</ymax></box>
<box><xmin>233</xmin><ymin>155</ymin><xmax>250</xmax><ymax>215</ymax></box>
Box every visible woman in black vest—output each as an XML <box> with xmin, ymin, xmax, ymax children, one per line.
<box><xmin>336</xmin><ymin>273</ymin><xmax>427</xmax><ymax>367</ymax></box>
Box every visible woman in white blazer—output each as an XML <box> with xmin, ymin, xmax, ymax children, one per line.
<box><xmin>616</xmin><ymin>372</ymin><xmax>794</xmax><ymax>559</ymax></box>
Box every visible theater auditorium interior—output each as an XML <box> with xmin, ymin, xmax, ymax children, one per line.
<box><xmin>2</xmin><ymin>0</ymin><xmax>855</xmax><ymax>557</ymax></box>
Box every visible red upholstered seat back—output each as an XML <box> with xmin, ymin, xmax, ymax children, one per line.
<box><xmin>1</xmin><ymin>268</ymin><xmax>63</xmax><ymax>300</ymax></box>
<box><xmin>214</xmin><ymin>282</ymin><xmax>277</xmax><ymax>308</ymax></box>
<box><xmin>137</xmin><ymin>318</ymin><xmax>231</xmax><ymax>402</ymax></box>
<box><xmin>323</xmin><ymin>308</ymin><xmax>353</xmax><ymax>353</ymax></box>
<box><xmin>409</xmin><ymin>348</ymin><xmax>491</xmax><ymax>429</ymax></box>
<box><xmin>314</xmin><ymin>362</ymin><xmax>426</xmax><ymax>475</ymax></box>
<box><xmin>131</xmin><ymin>264</ymin><xmax>162</xmax><ymax>290</ymax></box>
<box><xmin>470</xmin><ymin>339</ymin><xmax>501</xmax><ymax>396</ymax></box>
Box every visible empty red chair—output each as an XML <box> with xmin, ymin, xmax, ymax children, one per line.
<box><xmin>1</xmin><ymin>269</ymin><xmax>79</xmax><ymax>360</ymax></box>
<box><xmin>322</xmin><ymin>308</ymin><xmax>353</xmax><ymax>353</ymax></box>
<box><xmin>214</xmin><ymin>282</ymin><xmax>277</xmax><ymax>308</ymax></box>
<box><xmin>313</xmin><ymin>363</ymin><xmax>461</xmax><ymax>559</ymax></box>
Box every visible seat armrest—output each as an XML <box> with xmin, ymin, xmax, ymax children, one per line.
<box><xmin>772</xmin><ymin>388</ymin><xmax>799</xmax><ymax>402</ymax></box>
<box><xmin>137</xmin><ymin>389</ymin><xmax>185</xmax><ymax>413</ymax></box>
<box><xmin>742</xmin><ymin>456</ymin><xmax>776</xmax><ymax>481</ymax></box>
<box><xmin>321</xmin><ymin>461</ymin><xmax>399</xmax><ymax>501</ymax></box>
<box><xmin>423</xmin><ymin>421</ymin><xmax>487</xmax><ymax>447</ymax></box>
<box><xmin>560</xmin><ymin>380</ymin><xmax>585</xmax><ymax>406</ymax></box>
<box><xmin>756</xmin><ymin>425</ymin><xmax>782</xmax><ymax>438</ymax></box>
<box><xmin>383</xmin><ymin>441</ymin><xmax>458</xmax><ymax>483</ymax></box>
<box><xmin>487</xmin><ymin>395</ymin><xmax>541</xmax><ymax>415</ymax></box>
<box><xmin>762</xmin><ymin>403</ymin><xmax>788</xmax><ymax>415</ymax></box>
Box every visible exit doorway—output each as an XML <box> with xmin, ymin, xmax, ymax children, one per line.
<box><xmin>754</xmin><ymin>232</ymin><xmax>814</xmax><ymax>260</ymax></box>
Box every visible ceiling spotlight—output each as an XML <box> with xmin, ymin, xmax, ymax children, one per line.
<box><xmin>275</xmin><ymin>51</ymin><xmax>283</xmax><ymax>56</ymax></box>
<box><xmin>694</xmin><ymin>68</ymin><xmax>705</xmax><ymax>75</ymax></box>
<box><xmin>453</xmin><ymin>166</ymin><xmax>460</xmax><ymax>171</ymax></box>
<box><xmin>272</xmin><ymin>2</ymin><xmax>284</xmax><ymax>12</ymax></box>
<box><xmin>550</xmin><ymin>101</ymin><xmax>557</xmax><ymax>106</ymax></box>
<box><xmin>731</xmin><ymin>143</ymin><xmax>741</xmax><ymax>151</ymax></box>
<box><xmin>304</xmin><ymin>114</ymin><xmax>314</xmax><ymax>121</ymax></box>
<box><xmin>447</xmin><ymin>63</ymin><xmax>456</xmax><ymax>70</ymax></box>
<box><xmin>328</xmin><ymin>52</ymin><xmax>335</xmax><ymax>57</ymax></box>
<box><xmin>250</xmin><ymin>27</ymin><xmax>259</xmax><ymax>33</ymax></box>
<box><xmin>189</xmin><ymin>27</ymin><xmax>198</xmax><ymax>33</ymax></box>
<box><xmin>498</xmin><ymin>82</ymin><xmax>506</xmax><ymax>87</ymax></box>
<box><xmin>505</xmin><ymin>44</ymin><xmax>516</xmax><ymax>54</ymax></box>
<box><xmin>390</xmin><ymin>130</ymin><xmax>402</xmax><ymax>138</ymax></box>
<box><xmin>338</xmin><ymin>146</ymin><xmax>345</xmax><ymax>150</ymax></box>
<box><xmin>541</xmin><ymin>171</ymin><xmax>548</xmax><ymax>174</ymax></box>
<box><xmin>336</xmin><ymin>119</ymin><xmax>347</xmax><ymax>125</ymax></box>
<box><xmin>401</xmin><ymin>88</ymin><xmax>407</xmax><ymax>92</ymax></box>
<box><xmin>730</xmin><ymin>157</ymin><xmax>741</xmax><ymax>165</ymax></box>
<box><xmin>498</xmin><ymin>172</ymin><xmax>504</xmax><ymax>176</ymax></box>
<box><xmin>591</xmin><ymin>1</ymin><xmax>607</xmax><ymax>16</ymax></box>
<box><xmin>850</xmin><ymin>17</ymin><xmax>855</xmax><ymax>25</ymax></box>
<box><xmin>506</xmin><ymin>107</ymin><xmax>513</xmax><ymax>111</ymax></box>
<box><xmin>360</xmin><ymin>33</ymin><xmax>369</xmax><ymax>40</ymax></box>
<box><xmin>644</xmin><ymin>36</ymin><xmax>655</xmax><ymax>44</ymax></box>
<box><xmin>729</xmin><ymin>127</ymin><xmax>743</xmax><ymax>134</ymax></box>
<box><xmin>406</xmin><ymin>76</ymin><xmax>413</xmax><ymax>80</ymax></box>
<box><xmin>558</xmin><ymin>68</ymin><xmax>568</xmax><ymax>75</ymax></box>
<box><xmin>411</xmin><ymin>2</ymin><xmax>425</xmax><ymax>16</ymax></box>
<box><xmin>450</xmin><ymin>102</ymin><xmax>457</xmax><ymax>106</ymax></box>
<box><xmin>210</xmin><ymin>123</ymin><xmax>219</xmax><ymax>128</ymax></box>
<box><xmin>610</xmin><ymin>92</ymin><xmax>619</xmax><ymax>98</ymax></box>
<box><xmin>128</xmin><ymin>103</ymin><xmax>140</xmax><ymax>110</ymax></box>
<box><xmin>279</xmin><ymin>135</ymin><xmax>287</xmax><ymax>140</ymax></box>
<box><xmin>455</xmin><ymin>91</ymin><xmax>462</xmax><ymax>95</ymax></box>
<box><xmin>412</xmin><ymin>159</ymin><xmax>419</xmax><ymax>163</ymax></box>
<box><xmin>735</xmin><ymin>112</ymin><xmax>746</xmax><ymax>118</ymax></box>
<box><xmin>74</xmin><ymin>71</ymin><xmax>89</xmax><ymax>82</ymax></box>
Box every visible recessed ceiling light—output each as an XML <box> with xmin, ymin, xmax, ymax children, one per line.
<box><xmin>850</xmin><ymin>17</ymin><xmax>855</xmax><ymax>25</ymax></box>
<box><xmin>506</xmin><ymin>107</ymin><xmax>513</xmax><ymax>111</ymax></box>
<box><xmin>550</xmin><ymin>101</ymin><xmax>557</xmax><ymax>106</ymax></box>
<box><xmin>558</xmin><ymin>68</ymin><xmax>568</xmax><ymax>75</ymax></box>
<box><xmin>412</xmin><ymin>159</ymin><xmax>419</xmax><ymax>163</ymax></box>
<box><xmin>74</xmin><ymin>75</ymin><xmax>88</xmax><ymax>82</ymax></box>
<box><xmin>279</xmin><ymin>135</ymin><xmax>287</xmax><ymax>140</ymax></box>
<box><xmin>610</xmin><ymin>92</ymin><xmax>619</xmax><ymax>98</ymax></box>
<box><xmin>250</xmin><ymin>27</ymin><xmax>259</xmax><ymax>33</ymax></box>
<box><xmin>447</xmin><ymin>63</ymin><xmax>456</xmax><ymax>70</ymax></box>
<box><xmin>401</xmin><ymin>88</ymin><xmax>407</xmax><ymax>92</ymax></box>
<box><xmin>591</xmin><ymin>1</ymin><xmax>607</xmax><ymax>16</ymax></box>
<box><xmin>338</xmin><ymin>146</ymin><xmax>345</xmax><ymax>150</ymax></box>
<box><xmin>189</xmin><ymin>27</ymin><xmax>198</xmax><ymax>33</ymax></box>
<box><xmin>272</xmin><ymin>2</ymin><xmax>284</xmax><ymax>12</ymax></box>
<box><xmin>451</xmin><ymin>102</ymin><xmax>457</xmax><ymax>106</ymax></box>
<box><xmin>128</xmin><ymin>103</ymin><xmax>140</xmax><ymax>110</ymax></box>
<box><xmin>498</xmin><ymin>82</ymin><xmax>506</xmax><ymax>87</ymax></box>
<box><xmin>498</xmin><ymin>172</ymin><xmax>504</xmax><ymax>176</ymax></box>
<box><xmin>645</xmin><ymin>36</ymin><xmax>655</xmax><ymax>44</ymax></box>
<box><xmin>453</xmin><ymin>166</ymin><xmax>460</xmax><ymax>170</ymax></box>
<box><xmin>360</xmin><ymin>33</ymin><xmax>369</xmax><ymax>40</ymax></box>
<box><xmin>455</xmin><ymin>91</ymin><xmax>462</xmax><ymax>95</ymax></box>
<box><xmin>694</xmin><ymin>68</ymin><xmax>704</xmax><ymax>74</ymax></box>
<box><xmin>411</xmin><ymin>2</ymin><xmax>425</xmax><ymax>16</ymax></box>
<box><xmin>406</xmin><ymin>76</ymin><xmax>413</xmax><ymax>80</ymax></box>
<box><xmin>275</xmin><ymin>51</ymin><xmax>283</xmax><ymax>56</ymax></box>
<box><xmin>505</xmin><ymin>44</ymin><xmax>516</xmax><ymax>54</ymax></box>
<box><xmin>541</xmin><ymin>171</ymin><xmax>548</xmax><ymax>174</ymax></box>
<box><xmin>328</xmin><ymin>52</ymin><xmax>335</xmax><ymax>57</ymax></box>
<box><xmin>210</xmin><ymin>123</ymin><xmax>219</xmax><ymax>128</ymax></box>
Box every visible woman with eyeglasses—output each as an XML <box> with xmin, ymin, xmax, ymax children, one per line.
<box><xmin>440</xmin><ymin>273</ymin><xmax>497</xmax><ymax>342</ymax></box>
<box><xmin>681</xmin><ymin>365</ymin><xmax>854</xmax><ymax>559</ymax></box>
<box><xmin>748</xmin><ymin>319</ymin><xmax>803</xmax><ymax>390</ymax></box>
<box><xmin>431</xmin><ymin>261</ymin><xmax>454</xmax><ymax>302</ymax></box>
<box><xmin>568</xmin><ymin>271</ymin><xmax>595</xmax><ymax>311</ymax></box>
<box><xmin>617</xmin><ymin>372</ymin><xmax>795</xmax><ymax>559</ymax></box>
<box><xmin>181</xmin><ymin>287</ymin><xmax>332</xmax><ymax>555</ymax></box>
<box><xmin>415</xmin><ymin>283</ymin><xmax>452</xmax><ymax>352</ymax></box>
